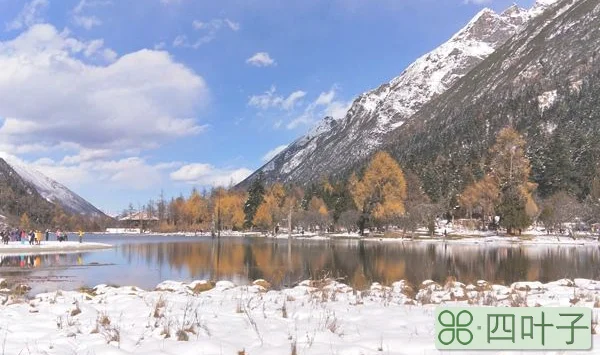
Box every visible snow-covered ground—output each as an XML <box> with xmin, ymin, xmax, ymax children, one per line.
<box><xmin>0</xmin><ymin>241</ymin><xmax>113</xmax><ymax>255</ymax></box>
<box><xmin>0</xmin><ymin>277</ymin><xmax>599</xmax><ymax>354</ymax></box>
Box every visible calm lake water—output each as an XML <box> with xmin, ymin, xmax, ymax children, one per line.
<box><xmin>1</xmin><ymin>234</ymin><xmax>600</xmax><ymax>294</ymax></box>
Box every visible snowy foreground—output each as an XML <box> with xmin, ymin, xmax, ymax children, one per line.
<box><xmin>1</xmin><ymin>278</ymin><xmax>600</xmax><ymax>354</ymax></box>
<box><xmin>0</xmin><ymin>241</ymin><xmax>112</xmax><ymax>255</ymax></box>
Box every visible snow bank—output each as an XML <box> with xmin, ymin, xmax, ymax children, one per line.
<box><xmin>0</xmin><ymin>241</ymin><xmax>112</xmax><ymax>255</ymax></box>
<box><xmin>1</xmin><ymin>277</ymin><xmax>600</xmax><ymax>354</ymax></box>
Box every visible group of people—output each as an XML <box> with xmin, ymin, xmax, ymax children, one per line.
<box><xmin>0</xmin><ymin>228</ymin><xmax>85</xmax><ymax>245</ymax></box>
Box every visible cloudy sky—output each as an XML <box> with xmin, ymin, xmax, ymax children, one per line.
<box><xmin>0</xmin><ymin>0</ymin><xmax>536</xmax><ymax>214</ymax></box>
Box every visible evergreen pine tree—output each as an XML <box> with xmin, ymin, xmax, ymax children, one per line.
<box><xmin>496</xmin><ymin>184</ymin><xmax>531</xmax><ymax>235</ymax></box>
<box><xmin>243</xmin><ymin>172</ymin><xmax>266</xmax><ymax>228</ymax></box>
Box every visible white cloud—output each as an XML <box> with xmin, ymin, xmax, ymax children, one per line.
<box><xmin>0</xmin><ymin>24</ymin><xmax>208</xmax><ymax>155</ymax></box>
<box><xmin>73</xmin><ymin>15</ymin><xmax>102</xmax><ymax>29</ymax></box>
<box><xmin>102</xmin><ymin>48</ymin><xmax>118</xmax><ymax>62</ymax></box>
<box><xmin>6</xmin><ymin>0</ymin><xmax>49</xmax><ymax>31</ymax></box>
<box><xmin>246</xmin><ymin>52</ymin><xmax>276</xmax><ymax>67</ymax></box>
<box><xmin>174</xmin><ymin>18</ymin><xmax>240</xmax><ymax>48</ymax></box>
<box><xmin>463</xmin><ymin>0</ymin><xmax>491</xmax><ymax>4</ymax></box>
<box><xmin>60</xmin><ymin>148</ymin><xmax>113</xmax><ymax>165</ymax></box>
<box><xmin>315</xmin><ymin>89</ymin><xmax>336</xmax><ymax>106</ymax></box>
<box><xmin>286</xmin><ymin>113</ymin><xmax>313</xmax><ymax>130</ymax></box>
<box><xmin>248</xmin><ymin>86</ymin><xmax>306</xmax><ymax>110</ymax></box>
<box><xmin>0</xmin><ymin>151</ymin><xmax>175</xmax><ymax>191</ymax></box>
<box><xmin>73</xmin><ymin>0</ymin><xmax>112</xmax><ymax>14</ymax></box>
<box><xmin>71</xmin><ymin>1</ymin><xmax>111</xmax><ymax>29</ymax></box>
<box><xmin>286</xmin><ymin>87</ymin><xmax>351</xmax><ymax>129</ymax></box>
<box><xmin>262</xmin><ymin>145</ymin><xmax>287</xmax><ymax>162</ymax></box>
<box><xmin>170</xmin><ymin>163</ymin><xmax>252</xmax><ymax>187</ymax></box>
<box><xmin>154</xmin><ymin>41</ymin><xmax>166</xmax><ymax>50</ymax></box>
<box><xmin>224</xmin><ymin>19</ymin><xmax>240</xmax><ymax>31</ymax></box>
<box><xmin>192</xmin><ymin>18</ymin><xmax>240</xmax><ymax>32</ymax></box>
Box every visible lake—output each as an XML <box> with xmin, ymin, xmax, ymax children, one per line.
<box><xmin>1</xmin><ymin>234</ymin><xmax>600</xmax><ymax>294</ymax></box>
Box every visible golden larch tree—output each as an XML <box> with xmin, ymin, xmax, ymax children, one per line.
<box><xmin>349</xmin><ymin>151</ymin><xmax>407</xmax><ymax>234</ymax></box>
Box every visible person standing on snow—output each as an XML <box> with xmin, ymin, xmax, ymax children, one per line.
<box><xmin>78</xmin><ymin>230</ymin><xmax>84</xmax><ymax>243</ymax></box>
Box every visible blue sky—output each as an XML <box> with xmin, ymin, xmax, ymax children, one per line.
<box><xmin>0</xmin><ymin>0</ymin><xmax>535</xmax><ymax>214</ymax></box>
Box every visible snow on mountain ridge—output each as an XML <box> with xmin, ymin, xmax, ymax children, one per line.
<box><xmin>241</xmin><ymin>0</ymin><xmax>565</xmax><ymax>187</ymax></box>
<box><xmin>1</xmin><ymin>156</ymin><xmax>104</xmax><ymax>216</ymax></box>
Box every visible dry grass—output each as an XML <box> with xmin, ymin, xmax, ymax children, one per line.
<box><xmin>98</xmin><ymin>312</ymin><xmax>111</xmax><ymax>327</ymax></box>
<box><xmin>78</xmin><ymin>286</ymin><xmax>97</xmax><ymax>297</ymax></box>
<box><xmin>190</xmin><ymin>281</ymin><xmax>215</xmax><ymax>294</ymax></box>
<box><xmin>176</xmin><ymin>330</ymin><xmax>189</xmax><ymax>341</ymax></box>
<box><xmin>253</xmin><ymin>279</ymin><xmax>272</xmax><ymax>290</ymax></box>
<box><xmin>70</xmin><ymin>302</ymin><xmax>82</xmax><ymax>317</ymax></box>
<box><xmin>154</xmin><ymin>296</ymin><xmax>166</xmax><ymax>318</ymax></box>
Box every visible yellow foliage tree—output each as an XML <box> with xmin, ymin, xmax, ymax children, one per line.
<box><xmin>218</xmin><ymin>189</ymin><xmax>247</xmax><ymax>230</ymax></box>
<box><xmin>489</xmin><ymin>127</ymin><xmax>532</xmax><ymax>188</ymax></box>
<box><xmin>459</xmin><ymin>175</ymin><xmax>500</xmax><ymax>221</ymax></box>
<box><xmin>253</xmin><ymin>184</ymin><xmax>286</xmax><ymax>230</ymax></box>
<box><xmin>20</xmin><ymin>212</ymin><xmax>30</xmax><ymax>230</ymax></box>
<box><xmin>253</xmin><ymin>194</ymin><xmax>275</xmax><ymax>230</ymax></box>
<box><xmin>185</xmin><ymin>189</ymin><xmax>210</xmax><ymax>228</ymax></box>
<box><xmin>305</xmin><ymin>196</ymin><xmax>330</xmax><ymax>231</ymax></box>
<box><xmin>349</xmin><ymin>151</ymin><xmax>407</xmax><ymax>234</ymax></box>
<box><xmin>459</xmin><ymin>127</ymin><xmax>538</xmax><ymax>233</ymax></box>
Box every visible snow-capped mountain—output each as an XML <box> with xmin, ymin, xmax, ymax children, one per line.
<box><xmin>240</xmin><ymin>0</ymin><xmax>561</xmax><ymax>187</ymax></box>
<box><xmin>0</xmin><ymin>157</ymin><xmax>105</xmax><ymax>216</ymax></box>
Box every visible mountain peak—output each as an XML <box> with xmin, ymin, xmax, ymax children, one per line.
<box><xmin>501</xmin><ymin>3</ymin><xmax>528</xmax><ymax>21</ymax></box>
<box><xmin>239</xmin><ymin>0</ymin><xmax>575</xmax><ymax>189</ymax></box>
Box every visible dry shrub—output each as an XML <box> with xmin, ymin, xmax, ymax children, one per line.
<box><xmin>154</xmin><ymin>296</ymin><xmax>166</xmax><ymax>318</ymax></box>
<box><xmin>176</xmin><ymin>329</ymin><xmax>189</xmax><ymax>341</ymax></box>
<box><xmin>78</xmin><ymin>286</ymin><xmax>97</xmax><ymax>297</ymax></box>
<box><xmin>190</xmin><ymin>281</ymin><xmax>215</xmax><ymax>294</ymax></box>
<box><xmin>98</xmin><ymin>312</ymin><xmax>111</xmax><ymax>327</ymax></box>
<box><xmin>253</xmin><ymin>279</ymin><xmax>272</xmax><ymax>290</ymax></box>
<box><xmin>71</xmin><ymin>302</ymin><xmax>82</xmax><ymax>317</ymax></box>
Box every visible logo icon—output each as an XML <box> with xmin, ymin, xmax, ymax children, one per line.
<box><xmin>438</xmin><ymin>309</ymin><xmax>474</xmax><ymax>345</ymax></box>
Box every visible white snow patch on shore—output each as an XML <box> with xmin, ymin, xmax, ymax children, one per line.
<box><xmin>0</xmin><ymin>277</ymin><xmax>599</xmax><ymax>354</ymax></box>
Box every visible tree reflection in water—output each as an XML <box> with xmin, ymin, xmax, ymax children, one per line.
<box><xmin>118</xmin><ymin>239</ymin><xmax>600</xmax><ymax>288</ymax></box>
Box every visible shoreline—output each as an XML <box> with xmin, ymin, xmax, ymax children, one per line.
<box><xmin>98</xmin><ymin>230</ymin><xmax>600</xmax><ymax>247</ymax></box>
<box><xmin>0</xmin><ymin>276</ymin><xmax>599</xmax><ymax>354</ymax></box>
<box><xmin>0</xmin><ymin>241</ymin><xmax>113</xmax><ymax>255</ymax></box>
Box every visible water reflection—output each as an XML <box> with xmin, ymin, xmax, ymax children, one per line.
<box><xmin>118</xmin><ymin>239</ymin><xmax>600</xmax><ymax>288</ymax></box>
<box><xmin>1</xmin><ymin>237</ymin><xmax>600</xmax><ymax>291</ymax></box>
<box><xmin>0</xmin><ymin>253</ymin><xmax>84</xmax><ymax>269</ymax></box>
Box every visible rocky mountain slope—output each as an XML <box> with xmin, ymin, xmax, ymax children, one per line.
<box><xmin>241</xmin><ymin>0</ymin><xmax>560</xmax><ymax>187</ymax></box>
<box><xmin>382</xmin><ymin>0</ymin><xmax>600</xmax><ymax>201</ymax></box>
<box><xmin>0</xmin><ymin>157</ymin><xmax>105</xmax><ymax>217</ymax></box>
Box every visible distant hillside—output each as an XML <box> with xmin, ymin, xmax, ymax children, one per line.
<box><xmin>0</xmin><ymin>157</ymin><xmax>108</xmax><ymax>228</ymax></box>
<box><xmin>2</xmin><ymin>157</ymin><xmax>105</xmax><ymax>216</ymax></box>
<box><xmin>0</xmin><ymin>158</ymin><xmax>55</xmax><ymax>226</ymax></box>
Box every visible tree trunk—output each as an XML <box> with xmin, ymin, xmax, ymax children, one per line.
<box><xmin>288</xmin><ymin>206</ymin><xmax>292</xmax><ymax>239</ymax></box>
